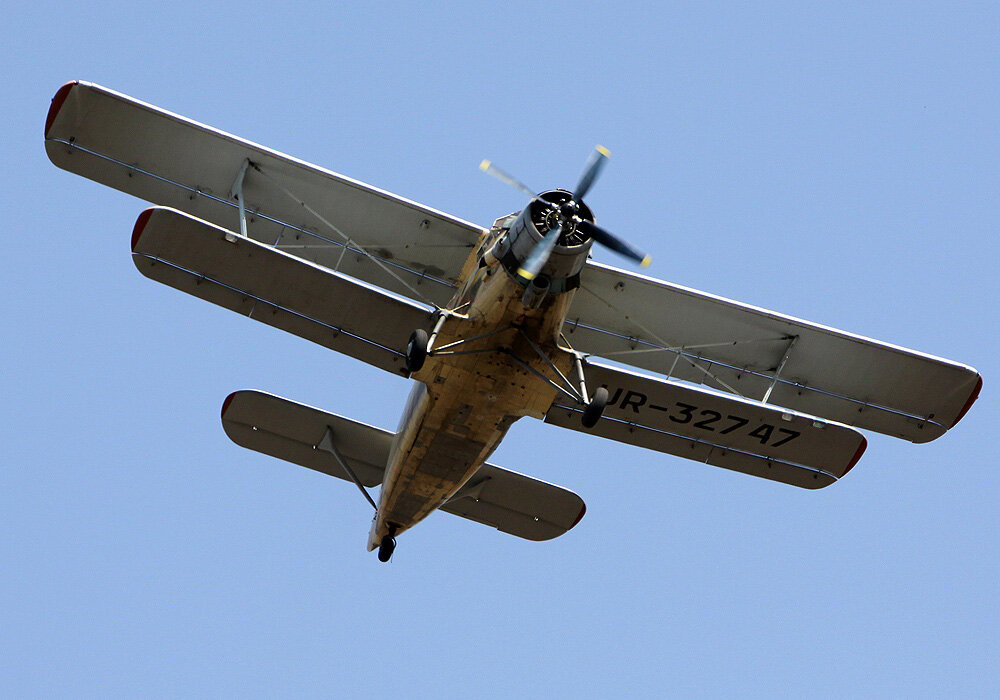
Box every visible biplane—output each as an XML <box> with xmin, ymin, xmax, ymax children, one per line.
<box><xmin>46</xmin><ymin>81</ymin><xmax>981</xmax><ymax>562</ymax></box>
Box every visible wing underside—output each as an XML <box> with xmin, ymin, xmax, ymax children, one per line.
<box><xmin>46</xmin><ymin>81</ymin><xmax>981</xmax><ymax>447</ymax></box>
<box><xmin>132</xmin><ymin>207</ymin><xmax>435</xmax><ymax>375</ymax></box>
<box><xmin>46</xmin><ymin>80</ymin><xmax>482</xmax><ymax>308</ymax></box>
<box><xmin>546</xmin><ymin>360</ymin><xmax>867</xmax><ymax>489</ymax></box>
<box><xmin>564</xmin><ymin>262</ymin><xmax>981</xmax><ymax>443</ymax></box>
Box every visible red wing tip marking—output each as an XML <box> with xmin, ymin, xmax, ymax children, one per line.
<box><xmin>842</xmin><ymin>436</ymin><xmax>868</xmax><ymax>478</ymax></box>
<box><xmin>221</xmin><ymin>392</ymin><xmax>238</xmax><ymax>420</ymax></box>
<box><xmin>570</xmin><ymin>502</ymin><xmax>587</xmax><ymax>529</ymax></box>
<box><xmin>131</xmin><ymin>208</ymin><xmax>156</xmax><ymax>251</ymax></box>
<box><xmin>45</xmin><ymin>81</ymin><xmax>78</xmax><ymax>138</ymax></box>
<box><xmin>950</xmin><ymin>374</ymin><xmax>983</xmax><ymax>428</ymax></box>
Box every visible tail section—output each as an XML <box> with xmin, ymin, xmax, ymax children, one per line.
<box><xmin>222</xmin><ymin>390</ymin><xmax>586</xmax><ymax>541</ymax></box>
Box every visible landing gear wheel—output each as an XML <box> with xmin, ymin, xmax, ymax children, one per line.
<box><xmin>377</xmin><ymin>534</ymin><xmax>397</xmax><ymax>562</ymax></box>
<box><xmin>581</xmin><ymin>387</ymin><xmax>608</xmax><ymax>429</ymax></box>
<box><xmin>405</xmin><ymin>329</ymin><xmax>429</xmax><ymax>373</ymax></box>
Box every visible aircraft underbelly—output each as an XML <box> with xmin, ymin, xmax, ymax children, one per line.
<box><xmin>368</xmin><ymin>265</ymin><xmax>578</xmax><ymax>549</ymax></box>
<box><xmin>374</xmin><ymin>368</ymin><xmax>517</xmax><ymax>538</ymax></box>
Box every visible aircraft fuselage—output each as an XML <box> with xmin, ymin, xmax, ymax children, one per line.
<box><xmin>367</xmin><ymin>221</ymin><xmax>583</xmax><ymax>550</ymax></box>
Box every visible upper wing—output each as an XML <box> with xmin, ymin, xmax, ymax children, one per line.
<box><xmin>222</xmin><ymin>390</ymin><xmax>587</xmax><ymax>541</ymax></box>
<box><xmin>564</xmin><ymin>261</ymin><xmax>982</xmax><ymax>443</ymax></box>
<box><xmin>133</xmin><ymin>207</ymin><xmax>434</xmax><ymax>375</ymax></box>
<box><xmin>546</xmin><ymin>360</ymin><xmax>867</xmax><ymax>489</ymax></box>
<box><xmin>46</xmin><ymin>81</ymin><xmax>483</xmax><ymax>307</ymax></box>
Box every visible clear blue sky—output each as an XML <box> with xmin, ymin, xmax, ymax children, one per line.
<box><xmin>3</xmin><ymin>2</ymin><xmax>997</xmax><ymax>697</ymax></box>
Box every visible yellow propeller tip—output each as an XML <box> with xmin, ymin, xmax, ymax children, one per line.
<box><xmin>596</xmin><ymin>145</ymin><xmax>611</xmax><ymax>157</ymax></box>
<box><xmin>479</xmin><ymin>159</ymin><xmax>491</xmax><ymax>171</ymax></box>
<box><xmin>640</xmin><ymin>255</ymin><xmax>652</xmax><ymax>268</ymax></box>
<box><xmin>516</xmin><ymin>268</ymin><xmax>536</xmax><ymax>281</ymax></box>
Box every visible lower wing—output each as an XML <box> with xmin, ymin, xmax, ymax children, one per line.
<box><xmin>545</xmin><ymin>360</ymin><xmax>867</xmax><ymax>489</ymax></box>
<box><xmin>132</xmin><ymin>207</ymin><xmax>435</xmax><ymax>375</ymax></box>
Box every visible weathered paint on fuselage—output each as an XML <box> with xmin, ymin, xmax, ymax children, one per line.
<box><xmin>367</xmin><ymin>227</ymin><xmax>580</xmax><ymax>549</ymax></box>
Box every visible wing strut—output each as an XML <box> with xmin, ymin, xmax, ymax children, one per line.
<box><xmin>576</xmin><ymin>283</ymin><xmax>747</xmax><ymax>397</ymax></box>
<box><xmin>250</xmin><ymin>161</ymin><xmax>443</xmax><ymax>310</ymax></box>
<box><xmin>229</xmin><ymin>158</ymin><xmax>251</xmax><ymax>239</ymax></box>
<box><xmin>762</xmin><ymin>335</ymin><xmax>799</xmax><ymax>404</ymax></box>
<box><xmin>317</xmin><ymin>427</ymin><xmax>378</xmax><ymax>511</ymax></box>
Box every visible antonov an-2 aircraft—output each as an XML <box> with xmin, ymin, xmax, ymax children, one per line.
<box><xmin>46</xmin><ymin>81</ymin><xmax>982</xmax><ymax>562</ymax></box>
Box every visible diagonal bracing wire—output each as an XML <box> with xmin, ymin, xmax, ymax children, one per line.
<box><xmin>576</xmin><ymin>283</ymin><xmax>748</xmax><ymax>397</ymax></box>
<box><xmin>596</xmin><ymin>336</ymin><xmax>793</xmax><ymax>359</ymax></box>
<box><xmin>251</xmin><ymin>162</ymin><xmax>442</xmax><ymax>310</ymax></box>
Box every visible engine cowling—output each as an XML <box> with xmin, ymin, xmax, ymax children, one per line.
<box><xmin>490</xmin><ymin>189</ymin><xmax>595</xmax><ymax>295</ymax></box>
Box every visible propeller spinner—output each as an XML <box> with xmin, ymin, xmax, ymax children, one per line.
<box><xmin>481</xmin><ymin>146</ymin><xmax>651</xmax><ymax>281</ymax></box>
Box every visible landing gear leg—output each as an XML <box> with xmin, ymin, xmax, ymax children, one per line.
<box><xmin>573</xmin><ymin>353</ymin><xmax>607</xmax><ymax>429</ymax></box>
<box><xmin>377</xmin><ymin>525</ymin><xmax>398</xmax><ymax>563</ymax></box>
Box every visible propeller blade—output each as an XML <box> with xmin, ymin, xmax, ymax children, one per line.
<box><xmin>479</xmin><ymin>160</ymin><xmax>536</xmax><ymax>198</ymax></box>
<box><xmin>574</xmin><ymin>145</ymin><xmax>610</xmax><ymax>200</ymax></box>
<box><xmin>516</xmin><ymin>224</ymin><xmax>562</xmax><ymax>281</ymax></box>
<box><xmin>578</xmin><ymin>220</ymin><xmax>651</xmax><ymax>268</ymax></box>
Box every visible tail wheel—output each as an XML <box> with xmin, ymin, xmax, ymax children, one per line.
<box><xmin>377</xmin><ymin>534</ymin><xmax>396</xmax><ymax>562</ymax></box>
<box><xmin>581</xmin><ymin>387</ymin><xmax>608</xmax><ymax>429</ymax></box>
<box><xmin>405</xmin><ymin>329</ymin><xmax>429</xmax><ymax>373</ymax></box>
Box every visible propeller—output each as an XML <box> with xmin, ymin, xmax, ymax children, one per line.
<box><xmin>481</xmin><ymin>146</ymin><xmax>650</xmax><ymax>280</ymax></box>
<box><xmin>575</xmin><ymin>145</ymin><xmax>610</xmax><ymax>200</ymax></box>
<box><xmin>479</xmin><ymin>160</ymin><xmax>535</xmax><ymax>198</ymax></box>
<box><xmin>517</xmin><ymin>223</ymin><xmax>562</xmax><ymax>281</ymax></box>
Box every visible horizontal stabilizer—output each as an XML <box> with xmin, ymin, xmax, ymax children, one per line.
<box><xmin>132</xmin><ymin>207</ymin><xmax>434</xmax><ymax>375</ymax></box>
<box><xmin>222</xmin><ymin>391</ymin><xmax>586</xmax><ymax>541</ymax></box>
<box><xmin>222</xmin><ymin>391</ymin><xmax>389</xmax><ymax>487</ymax></box>
<box><xmin>545</xmin><ymin>361</ymin><xmax>868</xmax><ymax>489</ymax></box>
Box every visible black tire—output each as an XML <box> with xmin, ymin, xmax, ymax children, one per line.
<box><xmin>405</xmin><ymin>329</ymin><xmax>429</xmax><ymax>373</ymax></box>
<box><xmin>581</xmin><ymin>387</ymin><xmax>608</xmax><ymax>429</ymax></box>
<box><xmin>377</xmin><ymin>535</ymin><xmax>396</xmax><ymax>563</ymax></box>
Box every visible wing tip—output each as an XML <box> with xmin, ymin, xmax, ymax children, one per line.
<box><xmin>221</xmin><ymin>391</ymin><xmax>239</xmax><ymax>421</ymax></box>
<box><xmin>841</xmin><ymin>435</ymin><xmax>868</xmax><ymax>478</ymax></box>
<box><xmin>570</xmin><ymin>501</ymin><xmax>587</xmax><ymax>529</ymax></box>
<box><xmin>950</xmin><ymin>373</ymin><xmax>983</xmax><ymax>429</ymax></box>
<box><xmin>45</xmin><ymin>81</ymin><xmax>78</xmax><ymax>139</ymax></box>
<box><xmin>131</xmin><ymin>207</ymin><xmax>156</xmax><ymax>251</ymax></box>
